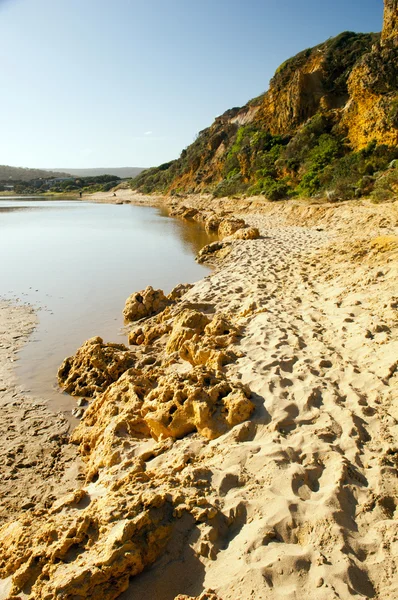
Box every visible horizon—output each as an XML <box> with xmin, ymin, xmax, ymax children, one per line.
<box><xmin>0</xmin><ymin>0</ymin><xmax>384</xmax><ymax>170</ymax></box>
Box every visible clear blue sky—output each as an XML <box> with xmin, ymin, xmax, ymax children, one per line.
<box><xmin>0</xmin><ymin>0</ymin><xmax>384</xmax><ymax>169</ymax></box>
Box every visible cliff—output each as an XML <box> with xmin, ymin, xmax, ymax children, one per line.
<box><xmin>133</xmin><ymin>1</ymin><xmax>398</xmax><ymax>200</ymax></box>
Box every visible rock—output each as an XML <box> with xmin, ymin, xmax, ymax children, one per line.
<box><xmin>128</xmin><ymin>312</ymin><xmax>172</xmax><ymax>346</ymax></box>
<box><xmin>71</xmin><ymin>368</ymin><xmax>154</xmax><ymax>479</ymax></box>
<box><xmin>204</xmin><ymin>215</ymin><xmax>222</xmax><ymax>234</ymax></box>
<box><xmin>230</xmin><ymin>227</ymin><xmax>260</xmax><ymax>240</ymax></box>
<box><xmin>174</xmin><ymin>592</ymin><xmax>223</xmax><ymax>600</ymax></box>
<box><xmin>142</xmin><ymin>366</ymin><xmax>254</xmax><ymax>440</ymax></box>
<box><xmin>167</xmin><ymin>282</ymin><xmax>194</xmax><ymax>302</ymax></box>
<box><xmin>58</xmin><ymin>337</ymin><xmax>136</xmax><ymax>397</ymax></box>
<box><xmin>165</xmin><ymin>309</ymin><xmax>211</xmax><ymax>354</ymax></box>
<box><xmin>180</xmin><ymin>314</ymin><xmax>242</xmax><ymax>370</ymax></box>
<box><xmin>0</xmin><ymin>487</ymin><xmax>177</xmax><ymax>600</ymax></box>
<box><xmin>123</xmin><ymin>286</ymin><xmax>170</xmax><ymax>323</ymax></box>
<box><xmin>196</xmin><ymin>241</ymin><xmax>231</xmax><ymax>264</ymax></box>
<box><xmin>71</xmin><ymin>407</ymin><xmax>85</xmax><ymax>419</ymax></box>
<box><xmin>181</xmin><ymin>207</ymin><xmax>199</xmax><ymax>219</ymax></box>
<box><xmin>218</xmin><ymin>218</ymin><xmax>246</xmax><ymax>239</ymax></box>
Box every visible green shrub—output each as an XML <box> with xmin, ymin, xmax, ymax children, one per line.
<box><xmin>371</xmin><ymin>169</ymin><xmax>398</xmax><ymax>202</ymax></box>
<box><xmin>212</xmin><ymin>173</ymin><xmax>247</xmax><ymax>198</ymax></box>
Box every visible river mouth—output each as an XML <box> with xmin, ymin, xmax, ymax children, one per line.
<box><xmin>0</xmin><ymin>198</ymin><xmax>215</xmax><ymax>415</ymax></box>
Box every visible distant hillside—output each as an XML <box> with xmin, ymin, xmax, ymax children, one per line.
<box><xmin>0</xmin><ymin>165</ymin><xmax>70</xmax><ymax>182</ymax></box>
<box><xmin>132</xmin><ymin>0</ymin><xmax>398</xmax><ymax>202</ymax></box>
<box><xmin>57</xmin><ymin>167</ymin><xmax>145</xmax><ymax>178</ymax></box>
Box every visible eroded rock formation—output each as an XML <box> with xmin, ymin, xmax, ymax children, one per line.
<box><xmin>142</xmin><ymin>367</ymin><xmax>254</xmax><ymax>440</ymax></box>
<box><xmin>58</xmin><ymin>336</ymin><xmax>136</xmax><ymax>397</ymax></box>
<box><xmin>1</xmin><ymin>273</ymin><xmax>255</xmax><ymax>599</ymax></box>
<box><xmin>123</xmin><ymin>286</ymin><xmax>170</xmax><ymax>323</ymax></box>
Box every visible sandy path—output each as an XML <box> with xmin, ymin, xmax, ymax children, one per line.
<box><xmin>0</xmin><ymin>301</ymin><xmax>81</xmax><ymax>524</ymax></box>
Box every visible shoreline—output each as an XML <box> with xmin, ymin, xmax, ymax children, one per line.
<box><xmin>0</xmin><ymin>301</ymin><xmax>82</xmax><ymax>526</ymax></box>
<box><xmin>0</xmin><ymin>194</ymin><xmax>397</xmax><ymax>599</ymax></box>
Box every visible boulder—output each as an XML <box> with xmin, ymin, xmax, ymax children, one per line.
<box><xmin>204</xmin><ymin>215</ymin><xmax>222</xmax><ymax>233</ymax></box>
<box><xmin>230</xmin><ymin>227</ymin><xmax>260</xmax><ymax>240</ymax></box>
<box><xmin>196</xmin><ymin>241</ymin><xmax>231</xmax><ymax>264</ymax></box>
<box><xmin>123</xmin><ymin>286</ymin><xmax>170</xmax><ymax>323</ymax></box>
<box><xmin>218</xmin><ymin>218</ymin><xmax>246</xmax><ymax>239</ymax></box>
<box><xmin>58</xmin><ymin>337</ymin><xmax>136</xmax><ymax>397</ymax></box>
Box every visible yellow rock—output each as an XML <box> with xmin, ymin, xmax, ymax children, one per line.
<box><xmin>165</xmin><ymin>309</ymin><xmax>211</xmax><ymax>354</ymax></box>
<box><xmin>123</xmin><ymin>285</ymin><xmax>169</xmax><ymax>323</ymax></box>
<box><xmin>142</xmin><ymin>366</ymin><xmax>254</xmax><ymax>441</ymax></box>
<box><xmin>218</xmin><ymin>218</ymin><xmax>246</xmax><ymax>239</ymax></box>
<box><xmin>58</xmin><ymin>337</ymin><xmax>136</xmax><ymax>397</ymax></box>
<box><xmin>230</xmin><ymin>226</ymin><xmax>260</xmax><ymax>240</ymax></box>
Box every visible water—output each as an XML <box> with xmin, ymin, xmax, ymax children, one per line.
<box><xmin>0</xmin><ymin>198</ymin><xmax>214</xmax><ymax>413</ymax></box>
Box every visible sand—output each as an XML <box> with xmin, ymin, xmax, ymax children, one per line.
<box><xmin>0</xmin><ymin>301</ymin><xmax>81</xmax><ymax>525</ymax></box>
<box><xmin>0</xmin><ymin>192</ymin><xmax>397</xmax><ymax>599</ymax></box>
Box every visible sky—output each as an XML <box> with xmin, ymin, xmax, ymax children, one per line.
<box><xmin>0</xmin><ymin>0</ymin><xmax>384</xmax><ymax>169</ymax></box>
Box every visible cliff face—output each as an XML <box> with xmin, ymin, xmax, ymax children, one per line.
<box><xmin>133</xmin><ymin>1</ymin><xmax>398</xmax><ymax>199</ymax></box>
<box><xmin>341</xmin><ymin>0</ymin><xmax>398</xmax><ymax>149</ymax></box>
<box><xmin>382</xmin><ymin>0</ymin><xmax>398</xmax><ymax>43</ymax></box>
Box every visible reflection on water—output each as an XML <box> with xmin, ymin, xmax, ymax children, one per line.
<box><xmin>0</xmin><ymin>198</ymin><xmax>215</xmax><ymax>414</ymax></box>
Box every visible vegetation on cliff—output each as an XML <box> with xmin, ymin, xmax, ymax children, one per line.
<box><xmin>132</xmin><ymin>12</ymin><xmax>398</xmax><ymax>202</ymax></box>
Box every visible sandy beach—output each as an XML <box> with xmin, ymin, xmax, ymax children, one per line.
<box><xmin>0</xmin><ymin>192</ymin><xmax>397</xmax><ymax>600</ymax></box>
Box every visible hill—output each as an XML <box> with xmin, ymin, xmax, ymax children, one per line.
<box><xmin>0</xmin><ymin>165</ymin><xmax>70</xmax><ymax>182</ymax></box>
<box><xmin>132</xmin><ymin>0</ymin><xmax>398</xmax><ymax>202</ymax></box>
<box><xmin>57</xmin><ymin>167</ymin><xmax>145</xmax><ymax>178</ymax></box>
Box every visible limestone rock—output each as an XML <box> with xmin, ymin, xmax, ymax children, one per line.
<box><xmin>128</xmin><ymin>308</ymin><xmax>173</xmax><ymax>346</ymax></box>
<box><xmin>0</xmin><ymin>484</ymin><xmax>176</xmax><ymax>600</ymax></box>
<box><xmin>218</xmin><ymin>218</ymin><xmax>246</xmax><ymax>240</ymax></box>
<box><xmin>196</xmin><ymin>241</ymin><xmax>231</xmax><ymax>264</ymax></box>
<box><xmin>174</xmin><ymin>592</ymin><xmax>223</xmax><ymax>600</ymax></box>
<box><xmin>142</xmin><ymin>367</ymin><xmax>254</xmax><ymax>440</ymax></box>
<box><xmin>204</xmin><ymin>215</ymin><xmax>222</xmax><ymax>234</ymax></box>
<box><xmin>180</xmin><ymin>314</ymin><xmax>242</xmax><ymax>370</ymax></box>
<box><xmin>382</xmin><ymin>0</ymin><xmax>398</xmax><ymax>44</ymax></box>
<box><xmin>166</xmin><ymin>309</ymin><xmax>211</xmax><ymax>354</ymax></box>
<box><xmin>58</xmin><ymin>337</ymin><xmax>136</xmax><ymax>397</ymax></box>
<box><xmin>167</xmin><ymin>282</ymin><xmax>194</xmax><ymax>302</ymax></box>
<box><xmin>230</xmin><ymin>226</ymin><xmax>260</xmax><ymax>240</ymax></box>
<box><xmin>71</xmin><ymin>368</ymin><xmax>154</xmax><ymax>480</ymax></box>
<box><xmin>123</xmin><ymin>286</ymin><xmax>170</xmax><ymax>323</ymax></box>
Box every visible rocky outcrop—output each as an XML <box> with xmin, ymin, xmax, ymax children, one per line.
<box><xmin>142</xmin><ymin>367</ymin><xmax>254</xmax><ymax>441</ymax></box>
<box><xmin>58</xmin><ymin>337</ymin><xmax>136</xmax><ymax>397</ymax></box>
<box><xmin>382</xmin><ymin>0</ymin><xmax>398</xmax><ymax>43</ymax></box>
<box><xmin>196</xmin><ymin>241</ymin><xmax>231</xmax><ymax>264</ymax></box>
<box><xmin>165</xmin><ymin>309</ymin><xmax>211</xmax><ymax>354</ymax></box>
<box><xmin>229</xmin><ymin>226</ymin><xmax>260</xmax><ymax>240</ymax></box>
<box><xmin>5</xmin><ymin>274</ymin><xmax>255</xmax><ymax>599</ymax></box>
<box><xmin>218</xmin><ymin>218</ymin><xmax>246</xmax><ymax>240</ymax></box>
<box><xmin>0</xmin><ymin>453</ymin><xmax>226</xmax><ymax>600</ymax></box>
<box><xmin>180</xmin><ymin>314</ymin><xmax>242</xmax><ymax>371</ymax></box>
<box><xmin>123</xmin><ymin>286</ymin><xmax>170</xmax><ymax>323</ymax></box>
<box><xmin>174</xmin><ymin>593</ymin><xmax>223</xmax><ymax>600</ymax></box>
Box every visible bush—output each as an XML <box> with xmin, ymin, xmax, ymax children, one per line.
<box><xmin>371</xmin><ymin>169</ymin><xmax>398</xmax><ymax>202</ymax></box>
<box><xmin>212</xmin><ymin>173</ymin><xmax>247</xmax><ymax>198</ymax></box>
<box><xmin>249</xmin><ymin>176</ymin><xmax>290</xmax><ymax>200</ymax></box>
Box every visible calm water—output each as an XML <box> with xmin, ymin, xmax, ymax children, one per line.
<box><xmin>0</xmin><ymin>198</ymin><xmax>214</xmax><ymax>412</ymax></box>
